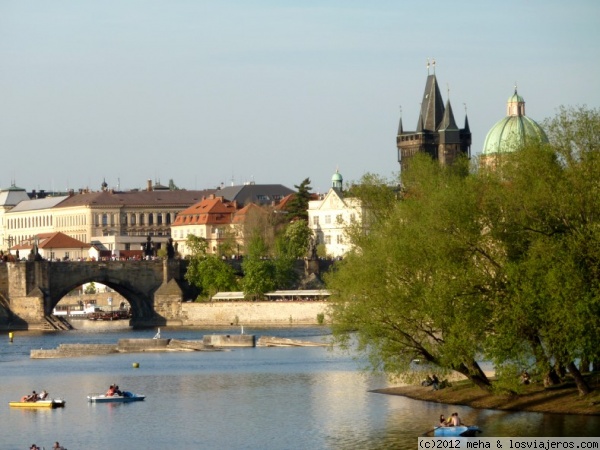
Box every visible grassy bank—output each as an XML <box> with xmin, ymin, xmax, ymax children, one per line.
<box><xmin>373</xmin><ymin>376</ymin><xmax>600</xmax><ymax>416</ymax></box>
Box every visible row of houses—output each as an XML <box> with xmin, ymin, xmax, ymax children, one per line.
<box><xmin>0</xmin><ymin>173</ymin><xmax>364</xmax><ymax>261</ymax></box>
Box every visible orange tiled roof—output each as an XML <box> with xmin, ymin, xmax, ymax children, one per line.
<box><xmin>172</xmin><ymin>196</ymin><xmax>238</xmax><ymax>226</ymax></box>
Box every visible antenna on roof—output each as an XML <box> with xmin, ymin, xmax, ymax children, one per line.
<box><xmin>426</xmin><ymin>58</ymin><xmax>430</xmax><ymax>75</ymax></box>
<box><xmin>464</xmin><ymin>103</ymin><xmax>467</xmax><ymax>114</ymax></box>
<box><xmin>432</xmin><ymin>58</ymin><xmax>436</xmax><ymax>74</ymax></box>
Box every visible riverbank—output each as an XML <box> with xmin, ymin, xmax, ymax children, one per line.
<box><xmin>373</xmin><ymin>377</ymin><xmax>600</xmax><ymax>416</ymax></box>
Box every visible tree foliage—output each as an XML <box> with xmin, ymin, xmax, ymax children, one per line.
<box><xmin>184</xmin><ymin>235</ymin><xmax>238</xmax><ymax>299</ymax></box>
<box><xmin>326</xmin><ymin>107</ymin><xmax>600</xmax><ymax>395</ymax></box>
<box><xmin>286</xmin><ymin>177</ymin><xmax>312</xmax><ymax>221</ymax></box>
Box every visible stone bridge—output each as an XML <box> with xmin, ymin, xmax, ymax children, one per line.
<box><xmin>0</xmin><ymin>260</ymin><xmax>201</xmax><ymax>329</ymax></box>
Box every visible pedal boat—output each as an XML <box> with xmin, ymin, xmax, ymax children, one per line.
<box><xmin>87</xmin><ymin>392</ymin><xmax>145</xmax><ymax>403</ymax></box>
<box><xmin>433</xmin><ymin>425</ymin><xmax>482</xmax><ymax>437</ymax></box>
<box><xmin>9</xmin><ymin>399</ymin><xmax>66</xmax><ymax>409</ymax></box>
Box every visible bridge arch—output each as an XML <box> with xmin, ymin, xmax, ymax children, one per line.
<box><xmin>3</xmin><ymin>260</ymin><xmax>198</xmax><ymax>328</ymax></box>
<box><xmin>49</xmin><ymin>277</ymin><xmax>153</xmax><ymax>321</ymax></box>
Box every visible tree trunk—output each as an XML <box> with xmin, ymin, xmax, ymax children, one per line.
<box><xmin>454</xmin><ymin>361</ymin><xmax>492</xmax><ymax>391</ymax></box>
<box><xmin>530</xmin><ymin>335</ymin><xmax>560</xmax><ymax>386</ymax></box>
<box><xmin>567</xmin><ymin>361</ymin><xmax>592</xmax><ymax>396</ymax></box>
<box><xmin>543</xmin><ymin>367</ymin><xmax>561</xmax><ymax>387</ymax></box>
<box><xmin>580</xmin><ymin>359</ymin><xmax>591</xmax><ymax>373</ymax></box>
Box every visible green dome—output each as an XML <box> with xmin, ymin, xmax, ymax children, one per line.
<box><xmin>482</xmin><ymin>115</ymin><xmax>548</xmax><ymax>155</ymax></box>
<box><xmin>482</xmin><ymin>89</ymin><xmax>548</xmax><ymax>155</ymax></box>
<box><xmin>331</xmin><ymin>170</ymin><xmax>343</xmax><ymax>189</ymax></box>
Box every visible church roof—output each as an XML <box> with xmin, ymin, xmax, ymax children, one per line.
<box><xmin>482</xmin><ymin>89</ymin><xmax>548</xmax><ymax>155</ymax></box>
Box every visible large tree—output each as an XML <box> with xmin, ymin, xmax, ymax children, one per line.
<box><xmin>326</xmin><ymin>155</ymin><xmax>494</xmax><ymax>390</ymax></box>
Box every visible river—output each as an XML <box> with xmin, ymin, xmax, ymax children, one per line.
<box><xmin>1</xmin><ymin>327</ymin><xmax>598</xmax><ymax>450</ymax></box>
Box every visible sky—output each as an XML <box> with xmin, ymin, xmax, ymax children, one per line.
<box><xmin>1</xmin><ymin>1</ymin><xmax>599</xmax><ymax>195</ymax></box>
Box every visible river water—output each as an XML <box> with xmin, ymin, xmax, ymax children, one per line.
<box><xmin>1</xmin><ymin>327</ymin><xmax>598</xmax><ymax>450</ymax></box>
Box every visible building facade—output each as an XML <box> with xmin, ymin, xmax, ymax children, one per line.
<box><xmin>308</xmin><ymin>171</ymin><xmax>365</xmax><ymax>258</ymax></box>
<box><xmin>3</xmin><ymin>181</ymin><xmax>216</xmax><ymax>255</ymax></box>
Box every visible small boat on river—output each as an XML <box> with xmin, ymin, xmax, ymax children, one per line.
<box><xmin>87</xmin><ymin>392</ymin><xmax>145</xmax><ymax>403</ymax></box>
<box><xmin>433</xmin><ymin>425</ymin><xmax>482</xmax><ymax>437</ymax></box>
<box><xmin>9</xmin><ymin>399</ymin><xmax>66</xmax><ymax>409</ymax></box>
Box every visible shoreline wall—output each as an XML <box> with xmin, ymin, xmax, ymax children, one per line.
<box><xmin>181</xmin><ymin>301</ymin><xmax>328</xmax><ymax>326</ymax></box>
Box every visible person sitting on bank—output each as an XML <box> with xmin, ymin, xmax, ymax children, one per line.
<box><xmin>521</xmin><ymin>371</ymin><xmax>531</xmax><ymax>385</ymax></box>
<box><xmin>106</xmin><ymin>385</ymin><xmax>116</xmax><ymax>397</ymax></box>
<box><xmin>431</xmin><ymin>374</ymin><xmax>440</xmax><ymax>391</ymax></box>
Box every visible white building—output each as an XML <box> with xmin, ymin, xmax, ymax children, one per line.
<box><xmin>308</xmin><ymin>171</ymin><xmax>365</xmax><ymax>258</ymax></box>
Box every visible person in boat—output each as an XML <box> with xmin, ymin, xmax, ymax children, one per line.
<box><xmin>106</xmin><ymin>385</ymin><xmax>116</xmax><ymax>397</ymax></box>
<box><xmin>439</xmin><ymin>414</ymin><xmax>447</xmax><ymax>427</ymax></box>
<box><xmin>114</xmin><ymin>385</ymin><xmax>123</xmax><ymax>396</ymax></box>
<box><xmin>450</xmin><ymin>412</ymin><xmax>462</xmax><ymax>426</ymax></box>
<box><xmin>52</xmin><ymin>441</ymin><xmax>64</xmax><ymax>449</ymax></box>
<box><xmin>38</xmin><ymin>390</ymin><xmax>48</xmax><ymax>400</ymax></box>
<box><xmin>30</xmin><ymin>445</ymin><xmax>40</xmax><ymax>450</ymax></box>
<box><xmin>24</xmin><ymin>391</ymin><xmax>38</xmax><ymax>402</ymax></box>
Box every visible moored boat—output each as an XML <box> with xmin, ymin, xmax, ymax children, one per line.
<box><xmin>87</xmin><ymin>392</ymin><xmax>145</xmax><ymax>403</ymax></box>
<box><xmin>9</xmin><ymin>399</ymin><xmax>66</xmax><ymax>409</ymax></box>
<box><xmin>433</xmin><ymin>426</ymin><xmax>481</xmax><ymax>437</ymax></box>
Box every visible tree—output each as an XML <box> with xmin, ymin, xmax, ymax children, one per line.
<box><xmin>286</xmin><ymin>178</ymin><xmax>312</xmax><ymax>221</ymax></box>
<box><xmin>482</xmin><ymin>107</ymin><xmax>600</xmax><ymax>395</ymax></box>
<box><xmin>326</xmin><ymin>155</ymin><xmax>493</xmax><ymax>390</ymax></box>
<box><xmin>184</xmin><ymin>235</ymin><xmax>238</xmax><ymax>299</ymax></box>
<box><xmin>276</xmin><ymin>220</ymin><xmax>312</xmax><ymax>260</ymax></box>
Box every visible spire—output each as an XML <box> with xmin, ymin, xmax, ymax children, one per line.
<box><xmin>420</xmin><ymin>74</ymin><xmax>445</xmax><ymax>131</ymax></box>
<box><xmin>397</xmin><ymin>106</ymin><xmax>403</xmax><ymax>135</ymax></box>
<box><xmin>440</xmin><ymin>99</ymin><xmax>458</xmax><ymax>130</ymax></box>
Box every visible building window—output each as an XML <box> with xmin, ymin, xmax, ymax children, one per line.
<box><xmin>102</xmin><ymin>214</ymin><xmax>108</xmax><ymax>226</ymax></box>
<box><xmin>325</xmin><ymin>215</ymin><xmax>331</xmax><ymax>224</ymax></box>
<box><xmin>166</xmin><ymin>213</ymin><xmax>171</xmax><ymax>225</ymax></box>
<box><xmin>313</xmin><ymin>216</ymin><xmax>319</xmax><ymax>226</ymax></box>
<box><xmin>336</xmin><ymin>214</ymin><xmax>343</xmax><ymax>223</ymax></box>
<box><xmin>157</xmin><ymin>214</ymin><xmax>163</xmax><ymax>225</ymax></box>
<box><xmin>325</xmin><ymin>235</ymin><xmax>331</xmax><ymax>244</ymax></box>
<box><xmin>148</xmin><ymin>214</ymin><xmax>154</xmax><ymax>225</ymax></box>
<box><xmin>139</xmin><ymin>215</ymin><xmax>145</xmax><ymax>225</ymax></box>
<box><xmin>336</xmin><ymin>235</ymin><xmax>343</xmax><ymax>244</ymax></box>
<box><xmin>131</xmin><ymin>215</ymin><xmax>136</xmax><ymax>225</ymax></box>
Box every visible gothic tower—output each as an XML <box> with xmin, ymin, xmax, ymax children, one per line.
<box><xmin>396</xmin><ymin>64</ymin><xmax>471</xmax><ymax>174</ymax></box>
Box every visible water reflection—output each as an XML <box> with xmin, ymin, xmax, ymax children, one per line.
<box><xmin>1</xmin><ymin>328</ymin><xmax>598</xmax><ymax>450</ymax></box>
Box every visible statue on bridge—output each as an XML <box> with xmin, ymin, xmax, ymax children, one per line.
<box><xmin>166</xmin><ymin>238</ymin><xmax>176</xmax><ymax>260</ymax></box>
<box><xmin>142</xmin><ymin>236</ymin><xmax>155</xmax><ymax>260</ymax></box>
